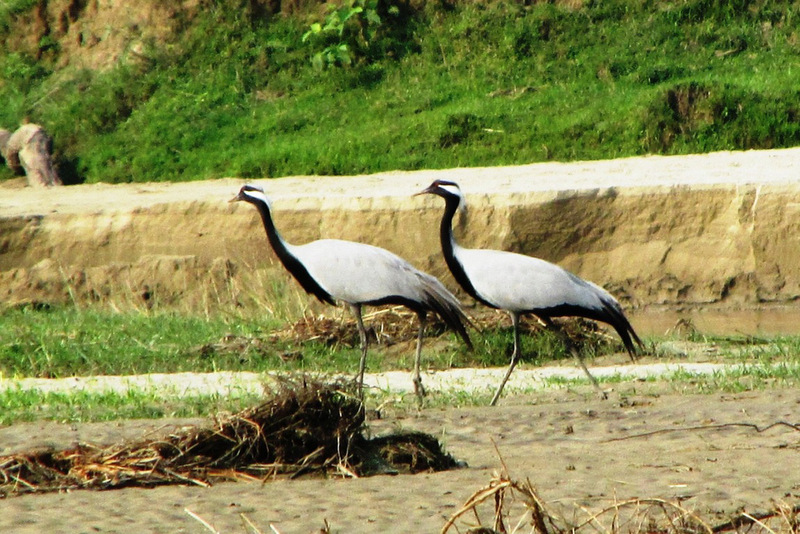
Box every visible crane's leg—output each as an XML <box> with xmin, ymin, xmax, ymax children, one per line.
<box><xmin>413</xmin><ymin>312</ymin><xmax>427</xmax><ymax>403</ymax></box>
<box><xmin>349</xmin><ymin>303</ymin><xmax>368</xmax><ymax>400</ymax></box>
<box><xmin>542</xmin><ymin>318</ymin><xmax>608</xmax><ymax>400</ymax></box>
<box><xmin>490</xmin><ymin>312</ymin><xmax>522</xmax><ymax>406</ymax></box>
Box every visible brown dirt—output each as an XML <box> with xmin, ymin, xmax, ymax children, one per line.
<box><xmin>2</xmin><ymin>0</ymin><xmax>343</xmax><ymax>74</ymax></box>
<box><xmin>4</xmin><ymin>0</ymin><xmax>198</xmax><ymax>70</ymax></box>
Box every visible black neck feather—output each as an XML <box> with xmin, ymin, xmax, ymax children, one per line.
<box><xmin>250</xmin><ymin>199</ymin><xmax>336</xmax><ymax>306</ymax></box>
<box><xmin>438</xmin><ymin>196</ymin><xmax>494</xmax><ymax>308</ymax></box>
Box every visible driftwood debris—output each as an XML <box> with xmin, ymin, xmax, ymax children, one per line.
<box><xmin>0</xmin><ymin>124</ymin><xmax>62</xmax><ymax>187</ymax></box>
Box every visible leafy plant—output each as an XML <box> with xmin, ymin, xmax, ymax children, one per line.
<box><xmin>0</xmin><ymin>52</ymin><xmax>49</xmax><ymax>94</ymax></box>
<box><xmin>302</xmin><ymin>0</ymin><xmax>391</xmax><ymax>69</ymax></box>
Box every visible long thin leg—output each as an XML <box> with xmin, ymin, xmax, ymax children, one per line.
<box><xmin>349</xmin><ymin>303</ymin><xmax>368</xmax><ymax>400</ymax></box>
<box><xmin>542</xmin><ymin>317</ymin><xmax>607</xmax><ymax>400</ymax></box>
<box><xmin>490</xmin><ymin>312</ymin><xmax>522</xmax><ymax>406</ymax></box>
<box><xmin>413</xmin><ymin>312</ymin><xmax>427</xmax><ymax>403</ymax></box>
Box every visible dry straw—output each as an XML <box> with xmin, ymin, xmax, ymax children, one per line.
<box><xmin>202</xmin><ymin>305</ymin><xmax>614</xmax><ymax>356</ymax></box>
<box><xmin>0</xmin><ymin>378</ymin><xmax>461</xmax><ymax>496</ymax></box>
<box><xmin>442</xmin><ymin>448</ymin><xmax>800</xmax><ymax>534</ymax></box>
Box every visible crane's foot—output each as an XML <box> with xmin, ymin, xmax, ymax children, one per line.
<box><xmin>349</xmin><ymin>377</ymin><xmax>365</xmax><ymax>403</ymax></box>
<box><xmin>413</xmin><ymin>376</ymin><xmax>427</xmax><ymax>401</ymax></box>
<box><xmin>587</xmin><ymin>379</ymin><xmax>610</xmax><ymax>401</ymax></box>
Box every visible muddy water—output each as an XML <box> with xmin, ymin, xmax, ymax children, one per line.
<box><xmin>2</xmin><ymin>149</ymin><xmax>800</xmax><ymax>336</ymax></box>
<box><xmin>630</xmin><ymin>306</ymin><xmax>800</xmax><ymax>336</ymax></box>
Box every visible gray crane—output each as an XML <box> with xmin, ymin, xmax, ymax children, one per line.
<box><xmin>417</xmin><ymin>179</ymin><xmax>643</xmax><ymax>405</ymax></box>
<box><xmin>232</xmin><ymin>184</ymin><xmax>473</xmax><ymax>401</ymax></box>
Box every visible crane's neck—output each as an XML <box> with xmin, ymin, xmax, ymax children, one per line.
<box><xmin>438</xmin><ymin>196</ymin><xmax>484</xmax><ymax>304</ymax></box>
<box><xmin>249</xmin><ymin>198</ymin><xmax>336</xmax><ymax>305</ymax></box>
<box><xmin>251</xmin><ymin>198</ymin><xmax>295</xmax><ymax>266</ymax></box>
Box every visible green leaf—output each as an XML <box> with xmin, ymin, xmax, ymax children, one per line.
<box><xmin>341</xmin><ymin>6</ymin><xmax>363</xmax><ymax>23</ymax></box>
<box><xmin>301</xmin><ymin>22</ymin><xmax>322</xmax><ymax>43</ymax></box>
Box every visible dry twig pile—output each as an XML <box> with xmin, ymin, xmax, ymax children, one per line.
<box><xmin>443</xmin><ymin>466</ymin><xmax>800</xmax><ymax>534</ymax></box>
<box><xmin>0</xmin><ymin>380</ymin><xmax>461</xmax><ymax>497</ymax></box>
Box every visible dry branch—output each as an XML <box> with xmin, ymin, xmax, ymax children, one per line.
<box><xmin>604</xmin><ymin>421</ymin><xmax>800</xmax><ymax>443</ymax></box>
<box><xmin>711</xmin><ymin>504</ymin><xmax>800</xmax><ymax>533</ymax></box>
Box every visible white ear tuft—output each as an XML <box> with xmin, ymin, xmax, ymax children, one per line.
<box><xmin>242</xmin><ymin>184</ymin><xmax>272</xmax><ymax>208</ymax></box>
<box><xmin>444</xmin><ymin>183</ymin><xmax>466</xmax><ymax>214</ymax></box>
<box><xmin>457</xmin><ymin>193</ymin><xmax>467</xmax><ymax>215</ymax></box>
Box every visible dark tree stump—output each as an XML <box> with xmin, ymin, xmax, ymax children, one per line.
<box><xmin>0</xmin><ymin>124</ymin><xmax>62</xmax><ymax>187</ymax></box>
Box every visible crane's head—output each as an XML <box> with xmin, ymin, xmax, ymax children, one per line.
<box><xmin>231</xmin><ymin>184</ymin><xmax>272</xmax><ymax>209</ymax></box>
<box><xmin>416</xmin><ymin>180</ymin><xmax>466</xmax><ymax>213</ymax></box>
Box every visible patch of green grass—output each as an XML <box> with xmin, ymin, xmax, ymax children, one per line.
<box><xmin>1</xmin><ymin>0</ymin><xmax>799</xmax><ymax>184</ymax></box>
<box><xmin>0</xmin><ymin>306</ymin><xmax>581</xmax><ymax>380</ymax></box>
<box><xmin>5</xmin><ymin>306</ymin><xmax>800</xmax><ymax>423</ymax></box>
<box><xmin>5</xmin><ymin>306</ymin><xmax>800</xmax><ymax>379</ymax></box>
<box><xmin>669</xmin><ymin>331</ymin><xmax>800</xmax><ymax>365</ymax></box>
<box><xmin>662</xmin><ymin>362</ymin><xmax>800</xmax><ymax>394</ymax></box>
<box><xmin>0</xmin><ymin>306</ymin><xmax>475</xmax><ymax>379</ymax></box>
<box><xmin>4</xmin><ymin>358</ymin><xmax>798</xmax><ymax>424</ymax></box>
<box><xmin>368</xmin><ymin>360</ymin><xmax>800</xmax><ymax>412</ymax></box>
<box><xmin>0</xmin><ymin>388</ymin><xmax>262</xmax><ymax>425</ymax></box>
<box><xmin>0</xmin><ymin>306</ymin><xmax>288</xmax><ymax>378</ymax></box>
<box><xmin>470</xmin><ymin>326</ymin><xmax>571</xmax><ymax>367</ymax></box>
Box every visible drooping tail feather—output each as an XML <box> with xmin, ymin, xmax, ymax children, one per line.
<box><xmin>599</xmin><ymin>297</ymin><xmax>644</xmax><ymax>360</ymax></box>
<box><xmin>419</xmin><ymin>274</ymin><xmax>474</xmax><ymax>350</ymax></box>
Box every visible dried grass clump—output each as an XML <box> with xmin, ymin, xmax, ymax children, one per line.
<box><xmin>370</xmin><ymin>431</ymin><xmax>464</xmax><ymax>473</ymax></box>
<box><xmin>442</xmin><ymin>465</ymin><xmax>800</xmax><ymax>534</ymax></box>
<box><xmin>193</xmin><ymin>306</ymin><xmax>450</xmax><ymax>361</ymax></box>
<box><xmin>0</xmin><ymin>379</ymin><xmax>462</xmax><ymax>497</ymax></box>
<box><xmin>274</xmin><ymin>306</ymin><xmax>446</xmax><ymax>348</ymax></box>
<box><xmin>273</xmin><ymin>307</ymin><xmax>616</xmax><ymax>356</ymax></box>
<box><xmin>197</xmin><ymin>306</ymin><xmax>617</xmax><ymax>364</ymax></box>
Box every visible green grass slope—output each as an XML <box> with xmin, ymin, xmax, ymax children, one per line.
<box><xmin>1</xmin><ymin>0</ymin><xmax>799</xmax><ymax>184</ymax></box>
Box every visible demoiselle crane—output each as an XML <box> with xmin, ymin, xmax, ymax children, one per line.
<box><xmin>232</xmin><ymin>184</ymin><xmax>473</xmax><ymax>401</ymax></box>
<box><xmin>417</xmin><ymin>180</ymin><xmax>643</xmax><ymax>405</ymax></box>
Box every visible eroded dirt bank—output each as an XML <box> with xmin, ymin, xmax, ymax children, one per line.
<box><xmin>2</xmin><ymin>148</ymin><xmax>800</xmax><ymax>334</ymax></box>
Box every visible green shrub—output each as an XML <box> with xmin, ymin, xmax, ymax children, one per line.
<box><xmin>1</xmin><ymin>0</ymin><xmax>799</xmax><ymax>183</ymax></box>
<box><xmin>642</xmin><ymin>82</ymin><xmax>800</xmax><ymax>153</ymax></box>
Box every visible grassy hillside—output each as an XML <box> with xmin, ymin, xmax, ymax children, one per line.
<box><xmin>1</xmin><ymin>0</ymin><xmax>799</xmax><ymax>184</ymax></box>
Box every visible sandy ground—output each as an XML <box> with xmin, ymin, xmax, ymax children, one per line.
<box><xmin>1</xmin><ymin>385</ymin><xmax>799</xmax><ymax>533</ymax></box>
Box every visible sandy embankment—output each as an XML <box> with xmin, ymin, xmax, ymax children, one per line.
<box><xmin>2</xmin><ymin>147</ymin><xmax>800</xmax><ymax>334</ymax></box>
